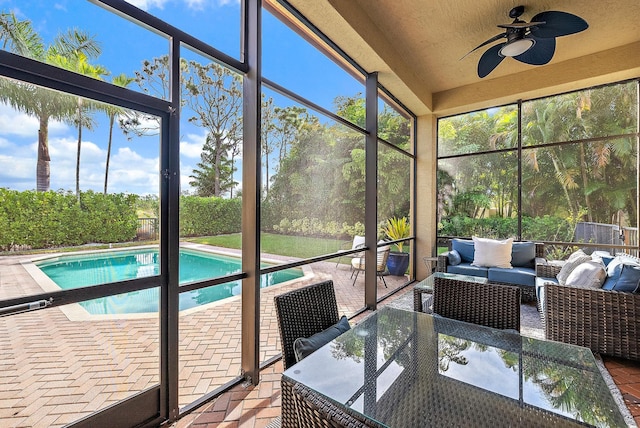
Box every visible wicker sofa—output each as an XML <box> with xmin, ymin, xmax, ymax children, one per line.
<box><xmin>536</xmin><ymin>255</ymin><xmax>640</xmax><ymax>361</ymax></box>
<box><xmin>437</xmin><ymin>239</ymin><xmax>545</xmax><ymax>301</ymax></box>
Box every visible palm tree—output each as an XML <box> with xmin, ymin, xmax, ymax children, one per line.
<box><xmin>52</xmin><ymin>53</ymin><xmax>109</xmax><ymax>201</ymax></box>
<box><xmin>104</xmin><ymin>74</ymin><xmax>135</xmax><ymax>194</ymax></box>
<box><xmin>0</xmin><ymin>13</ymin><xmax>102</xmax><ymax>191</ymax></box>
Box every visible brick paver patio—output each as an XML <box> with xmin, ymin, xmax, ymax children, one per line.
<box><xmin>0</xmin><ymin>247</ymin><xmax>409</xmax><ymax>427</ymax></box>
<box><xmin>4</xmin><ymin>247</ymin><xmax>639</xmax><ymax>428</ymax></box>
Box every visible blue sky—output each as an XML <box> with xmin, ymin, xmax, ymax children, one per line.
<box><xmin>0</xmin><ymin>0</ymin><xmax>364</xmax><ymax>195</ymax></box>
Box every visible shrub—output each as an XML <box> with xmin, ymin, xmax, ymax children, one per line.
<box><xmin>439</xmin><ymin>214</ymin><xmax>573</xmax><ymax>242</ymax></box>
<box><xmin>179</xmin><ymin>196</ymin><xmax>241</xmax><ymax>237</ymax></box>
<box><xmin>0</xmin><ymin>189</ymin><xmax>138</xmax><ymax>251</ymax></box>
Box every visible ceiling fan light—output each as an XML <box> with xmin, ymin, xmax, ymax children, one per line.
<box><xmin>499</xmin><ymin>38</ymin><xmax>535</xmax><ymax>57</ymax></box>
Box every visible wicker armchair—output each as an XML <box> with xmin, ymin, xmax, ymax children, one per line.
<box><xmin>432</xmin><ymin>276</ymin><xmax>521</xmax><ymax>331</ymax></box>
<box><xmin>538</xmin><ymin>260</ymin><xmax>640</xmax><ymax>361</ymax></box>
<box><xmin>274</xmin><ymin>280</ymin><xmax>341</xmax><ymax>371</ymax></box>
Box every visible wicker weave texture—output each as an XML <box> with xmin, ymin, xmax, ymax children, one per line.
<box><xmin>545</xmin><ymin>283</ymin><xmax>640</xmax><ymax>361</ymax></box>
<box><xmin>281</xmin><ymin>377</ymin><xmax>297</xmax><ymax>428</ymax></box>
<box><xmin>274</xmin><ymin>280</ymin><xmax>340</xmax><ymax>370</ymax></box>
<box><xmin>433</xmin><ymin>277</ymin><xmax>521</xmax><ymax>331</ymax></box>
<box><xmin>536</xmin><ymin>263</ymin><xmax>562</xmax><ymax>279</ymax></box>
<box><xmin>289</xmin><ymin>381</ymin><xmax>384</xmax><ymax>428</ymax></box>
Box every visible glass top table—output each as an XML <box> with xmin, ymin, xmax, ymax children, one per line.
<box><xmin>282</xmin><ymin>307</ymin><xmax>626</xmax><ymax>427</ymax></box>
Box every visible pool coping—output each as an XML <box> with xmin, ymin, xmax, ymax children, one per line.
<box><xmin>21</xmin><ymin>243</ymin><xmax>316</xmax><ymax>322</ymax></box>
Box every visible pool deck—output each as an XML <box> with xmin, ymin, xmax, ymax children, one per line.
<box><xmin>0</xmin><ymin>246</ymin><xmax>407</xmax><ymax>427</ymax></box>
<box><xmin>5</xmin><ymin>246</ymin><xmax>639</xmax><ymax>428</ymax></box>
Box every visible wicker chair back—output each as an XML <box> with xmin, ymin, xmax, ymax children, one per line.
<box><xmin>433</xmin><ymin>278</ymin><xmax>521</xmax><ymax>331</ymax></box>
<box><xmin>274</xmin><ymin>280</ymin><xmax>340</xmax><ymax>370</ymax></box>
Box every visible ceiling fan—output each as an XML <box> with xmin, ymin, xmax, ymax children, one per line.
<box><xmin>464</xmin><ymin>5</ymin><xmax>588</xmax><ymax>78</ymax></box>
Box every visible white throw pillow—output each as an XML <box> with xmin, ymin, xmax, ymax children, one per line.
<box><xmin>556</xmin><ymin>250</ymin><xmax>591</xmax><ymax>285</ymax></box>
<box><xmin>471</xmin><ymin>236</ymin><xmax>513</xmax><ymax>269</ymax></box>
<box><xmin>565</xmin><ymin>260</ymin><xmax>607</xmax><ymax>289</ymax></box>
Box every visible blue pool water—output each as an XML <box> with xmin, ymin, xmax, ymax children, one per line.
<box><xmin>36</xmin><ymin>248</ymin><xmax>303</xmax><ymax>315</ymax></box>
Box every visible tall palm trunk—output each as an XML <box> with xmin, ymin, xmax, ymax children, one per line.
<box><xmin>75</xmin><ymin>100</ymin><xmax>82</xmax><ymax>203</ymax></box>
<box><xmin>36</xmin><ymin>115</ymin><xmax>50</xmax><ymax>192</ymax></box>
<box><xmin>579</xmin><ymin>144</ymin><xmax>593</xmax><ymax>221</ymax></box>
<box><xmin>548</xmin><ymin>150</ymin><xmax>575</xmax><ymax>217</ymax></box>
<box><xmin>104</xmin><ymin>114</ymin><xmax>115</xmax><ymax>194</ymax></box>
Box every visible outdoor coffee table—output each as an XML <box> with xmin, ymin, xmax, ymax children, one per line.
<box><xmin>282</xmin><ymin>307</ymin><xmax>626</xmax><ymax>427</ymax></box>
<box><xmin>413</xmin><ymin>271</ymin><xmax>488</xmax><ymax>312</ymax></box>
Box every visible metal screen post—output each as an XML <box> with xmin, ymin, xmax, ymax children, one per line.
<box><xmin>241</xmin><ymin>0</ymin><xmax>262</xmax><ymax>386</ymax></box>
<box><xmin>365</xmin><ymin>72</ymin><xmax>378</xmax><ymax>309</ymax></box>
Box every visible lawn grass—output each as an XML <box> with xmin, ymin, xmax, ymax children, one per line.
<box><xmin>186</xmin><ymin>233</ymin><xmax>349</xmax><ymax>260</ymax></box>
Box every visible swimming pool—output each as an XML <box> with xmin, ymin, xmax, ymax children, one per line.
<box><xmin>35</xmin><ymin>247</ymin><xmax>303</xmax><ymax>315</ymax></box>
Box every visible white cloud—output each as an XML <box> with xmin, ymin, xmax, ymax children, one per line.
<box><xmin>107</xmin><ymin>147</ymin><xmax>160</xmax><ymax>194</ymax></box>
<box><xmin>126</xmin><ymin>0</ymin><xmax>238</xmax><ymax>12</ymax></box>
<box><xmin>0</xmin><ymin>154</ymin><xmax>34</xmax><ymax>180</ymax></box>
<box><xmin>0</xmin><ymin>137</ymin><xmax>36</xmax><ymax>189</ymax></box>
<box><xmin>0</xmin><ymin>102</ymin><xmax>68</xmax><ymax>138</ymax></box>
<box><xmin>185</xmin><ymin>0</ymin><xmax>206</xmax><ymax>9</ymax></box>
<box><xmin>125</xmin><ymin>0</ymin><xmax>168</xmax><ymax>11</ymax></box>
<box><xmin>215</xmin><ymin>0</ymin><xmax>240</xmax><ymax>6</ymax></box>
<box><xmin>180</xmin><ymin>131</ymin><xmax>206</xmax><ymax>159</ymax></box>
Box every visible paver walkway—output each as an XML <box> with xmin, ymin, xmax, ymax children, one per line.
<box><xmin>174</xmin><ymin>289</ymin><xmax>640</xmax><ymax>428</ymax></box>
<box><xmin>0</xmin><ymin>248</ymin><xmax>408</xmax><ymax>427</ymax></box>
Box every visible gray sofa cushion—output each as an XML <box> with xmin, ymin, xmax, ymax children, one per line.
<box><xmin>511</xmin><ymin>241</ymin><xmax>536</xmax><ymax>268</ymax></box>
<box><xmin>488</xmin><ymin>266</ymin><xmax>536</xmax><ymax>287</ymax></box>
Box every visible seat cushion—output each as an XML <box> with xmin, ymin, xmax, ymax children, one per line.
<box><xmin>511</xmin><ymin>241</ymin><xmax>536</xmax><ymax>268</ymax></box>
<box><xmin>293</xmin><ymin>315</ymin><xmax>350</xmax><ymax>362</ymax></box>
<box><xmin>488</xmin><ymin>266</ymin><xmax>536</xmax><ymax>287</ymax></box>
<box><xmin>447</xmin><ymin>263</ymin><xmax>489</xmax><ymax>277</ymax></box>
<box><xmin>535</xmin><ymin>277</ymin><xmax>558</xmax><ymax>313</ymax></box>
<box><xmin>451</xmin><ymin>239</ymin><xmax>475</xmax><ymax>263</ymax></box>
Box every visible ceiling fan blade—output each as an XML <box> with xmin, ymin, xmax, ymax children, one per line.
<box><xmin>461</xmin><ymin>33</ymin><xmax>505</xmax><ymax>60</ymax></box>
<box><xmin>478</xmin><ymin>43</ymin><xmax>506</xmax><ymax>78</ymax></box>
<box><xmin>497</xmin><ymin>21</ymin><xmax>544</xmax><ymax>29</ymax></box>
<box><xmin>513</xmin><ymin>36</ymin><xmax>555</xmax><ymax>65</ymax></box>
<box><xmin>530</xmin><ymin>11</ymin><xmax>588</xmax><ymax>38</ymax></box>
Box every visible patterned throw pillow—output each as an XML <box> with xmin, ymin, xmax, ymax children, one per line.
<box><xmin>556</xmin><ymin>250</ymin><xmax>591</xmax><ymax>285</ymax></box>
<box><xmin>565</xmin><ymin>260</ymin><xmax>607</xmax><ymax>288</ymax></box>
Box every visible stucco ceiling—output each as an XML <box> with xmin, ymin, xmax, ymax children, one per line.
<box><xmin>277</xmin><ymin>0</ymin><xmax>640</xmax><ymax>116</ymax></box>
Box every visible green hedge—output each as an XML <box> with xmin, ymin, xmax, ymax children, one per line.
<box><xmin>179</xmin><ymin>196</ymin><xmax>241</xmax><ymax>237</ymax></box>
<box><xmin>439</xmin><ymin>214</ymin><xmax>574</xmax><ymax>242</ymax></box>
<box><xmin>0</xmin><ymin>189</ymin><xmax>138</xmax><ymax>251</ymax></box>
